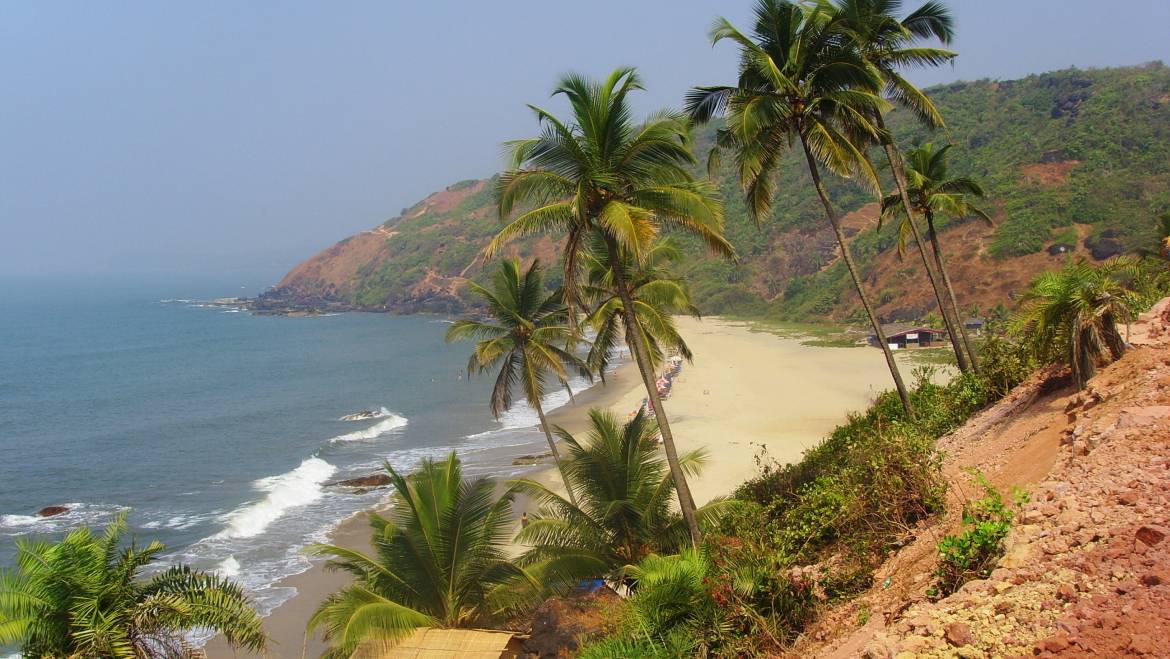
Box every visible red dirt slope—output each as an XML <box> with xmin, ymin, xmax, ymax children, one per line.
<box><xmin>787</xmin><ymin>299</ymin><xmax>1170</xmax><ymax>658</ymax></box>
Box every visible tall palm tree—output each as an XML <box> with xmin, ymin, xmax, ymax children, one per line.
<box><xmin>511</xmin><ymin>409</ymin><xmax>720</xmax><ymax>587</ymax></box>
<box><xmin>581</xmin><ymin>237</ymin><xmax>699</xmax><ymax>379</ymax></box>
<box><xmin>0</xmin><ymin>515</ymin><xmax>266</xmax><ymax>658</ymax></box>
<box><xmin>446</xmin><ymin>258</ymin><xmax>588</xmax><ymax>506</ymax></box>
<box><xmin>1013</xmin><ymin>258</ymin><xmax>1138</xmax><ymax>388</ymax></box>
<box><xmin>687</xmin><ymin>0</ymin><xmax>915</xmax><ymax>416</ymax></box>
<box><xmin>880</xmin><ymin>143</ymin><xmax>992</xmax><ymax>368</ymax></box>
<box><xmin>824</xmin><ymin>0</ymin><xmax>973</xmax><ymax>372</ymax></box>
<box><xmin>487</xmin><ymin>68</ymin><xmax>735</xmax><ymax>544</ymax></box>
<box><xmin>308</xmin><ymin>454</ymin><xmax>535</xmax><ymax>658</ymax></box>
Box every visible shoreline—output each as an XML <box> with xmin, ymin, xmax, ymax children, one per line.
<box><xmin>204</xmin><ymin>317</ymin><xmax>922</xmax><ymax>658</ymax></box>
<box><xmin>203</xmin><ymin>359</ymin><xmax>644</xmax><ymax>658</ymax></box>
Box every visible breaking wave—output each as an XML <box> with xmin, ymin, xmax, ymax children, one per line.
<box><xmin>328</xmin><ymin>413</ymin><xmax>408</xmax><ymax>443</ymax></box>
<box><xmin>213</xmin><ymin>457</ymin><xmax>336</xmax><ymax>540</ymax></box>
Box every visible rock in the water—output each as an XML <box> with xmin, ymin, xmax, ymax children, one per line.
<box><xmin>512</xmin><ymin>452</ymin><xmax>553</xmax><ymax>466</ymax></box>
<box><xmin>327</xmin><ymin>474</ymin><xmax>392</xmax><ymax>488</ymax></box>
<box><xmin>36</xmin><ymin>506</ymin><xmax>70</xmax><ymax>517</ymax></box>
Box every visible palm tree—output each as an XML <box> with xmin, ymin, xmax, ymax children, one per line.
<box><xmin>1013</xmin><ymin>258</ymin><xmax>1138</xmax><ymax>388</ymax></box>
<box><xmin>0</xmin><ymin>515</ymin><xmax>266</xmax><ymax>658</ymax></box>
<box><xmin>510</xmin><ymin>409</ymin><xmax>720</xmax><ymax>587</ymax></box>
<box><xmin>487</xmin><ymin>68</ymin><xmax>735</xmax><ymax>544</ymax></box>
<box><xmin>446</xmin><ymin>258</ymin><xmax>588</xmax><ymax>506</ymax></box>
<box><xmin>308</xmin><ymin>453</ymin><xmax>535</xmax><ymax>658</ymax></box>
<box><xmin>580</xmin><ymin>237</ymin><xmax>699</xmax><ymax>379</ymax></box>
<box><xmin>880</xmin><ymin>143</ymin><xmax>992</xmax><ymax>369</ymax></box>
<box><xmin>824</xmin><ymin>0</ymin><xmax>973</xmax><ymax>372</ymax></box>
<box><xmin>687</xmin><ymin>0</ymin><xmax>915</xmax><ymax>416</ymax></box>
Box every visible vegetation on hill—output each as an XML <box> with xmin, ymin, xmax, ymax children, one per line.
<box><xmin>264</xmin><ymin>62</ymin><xmax>1170</xmax><ymax>325</ymax></box>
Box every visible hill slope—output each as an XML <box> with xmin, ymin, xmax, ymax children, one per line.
<box><xmin>258</xmin><ymin>63</ymin><xmax>1170</xmax><ymax>321</ymax></box>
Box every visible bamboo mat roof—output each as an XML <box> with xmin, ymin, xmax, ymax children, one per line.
<box><xmin>352</xmin><ymin>628</ymin><xmax>518</xmax><ymax>659</ymax></box>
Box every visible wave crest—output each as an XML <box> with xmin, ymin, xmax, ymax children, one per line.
<box><xmin>329</xmin><ymin>413</ymin><xmax>408</xmax><ymax>443</ymax></box>
<box><xmin>213</xmin><ymin>457</ymin><xmax>336</xmax><ymax>540</ymax></box>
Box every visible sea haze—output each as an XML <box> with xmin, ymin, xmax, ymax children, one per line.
<box><xmin>0</xmin><ymin>277</ymin><xmax>586</xmax><ymax>616</ymax></box>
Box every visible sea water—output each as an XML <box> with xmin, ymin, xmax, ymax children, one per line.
<box><xmin>0</xmin><ymin>276</ymin><xmax>590</xmax><ymax>622</ymax></box>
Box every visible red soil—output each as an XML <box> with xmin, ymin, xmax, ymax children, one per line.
<box><xmin>785</xmin><ymin>300</ymin><xmax>1170</xmax><ymax>658</ymax></box>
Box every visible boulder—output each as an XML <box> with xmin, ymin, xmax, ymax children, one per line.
<box><xmin>944</xmin><ymin>622</ymin><xmax>974</xmax><ymax>647</ymax></box>
<box><xmin>36</xmin><ymin>506</ymin><xmax>69</xmax><ymax>517</ymax></box>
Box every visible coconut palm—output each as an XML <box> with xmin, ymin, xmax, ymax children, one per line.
<box><xmin>308</xmin><ymin>453</ymin><xmax>535</xmax><ymax>658</ymax></box>
<box><xmin>824</xmin><ymin>0</ymin><xmax>973</xmax><ymax>372</ymax></box>
<box><xmin>511</xmin><ymin>409</ymin><xmax>721</xmax><ymax>587</ymax></box>
<box><xmin>880</xmin><ymin>143</ymin><xmax>992</xmax><ymax>369</ymax></box>
<box><xmin>488</xmin><ymin>68</ymin><xmax>735</xmax><ymax>544</ymax></box>
<box><xmin>580</xmin><ymin>237</ymin><xmax>699</xmax><ymax>379</ymax></box>
<box><xmin>686</xmin><ymin>0</ymin><xmax>914</xmax><ymax>416</ymax></box>
<box><xmin>446</xmin><ymin>258</ymin><xmax>588</xmax><ymax>506</ymax></box>
<box><xmin>1013</xmin><ymin>258</ymin><xmax>1139</xmax><ymax>388</ymax></box>
<box><xmin>0</xmin><ymin>514</ymin><xmax>266</xmax><ymax>658</ymax></box>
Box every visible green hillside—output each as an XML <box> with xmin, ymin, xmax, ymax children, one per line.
<box><xmin>262</xmin><ymin>63</ymin><xmax>1170</xmax><ymax>321</ymax></box>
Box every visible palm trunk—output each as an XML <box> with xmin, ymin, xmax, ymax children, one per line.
<box><xmin>605</xmin><ymin>237</ymin><xmax>702</xmax><ymax>546</ymax></box>
<box><xmin>875</xmin><ymin>117</ymin><xmax>971</xmax><ymax>373</ymax></box>
<box><xmin>533</xmin><ymin>400</ymin><xmax>578</xmax><ymax>507</ymax></box>
<box><xmin>799</xmin><ymin>135</ymin><xmax>914</xmax><ymax>418</ymax></box>
<box><xmin>925</xmin><ymin>210</ymin><xmax>981</xmax><ymax>372</ymax></box>
<box><xmin>879</xmin><ymin>148</ymin><xmax>968</xmax><ymax>372</ymax></box>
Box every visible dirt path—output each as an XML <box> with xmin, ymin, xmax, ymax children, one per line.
<box><xmin>785</xmin><ymin>300</ymin><xmax>1170</xmax><ymax>658</ymax></box>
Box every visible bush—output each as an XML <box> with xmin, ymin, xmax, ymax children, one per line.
<box><xmin>977</xmin><ymin>330</ymin><xmax>1037</xmax><ymax>398</ymax></box>
<box><xmin>575</xmin><ymin>551</ymin><xmax>711</xmax><ymax>658</ymax></box>
<box><xmin>931</xmin><ymin>476</ymin><xmax>1019</xmax><ymax>597</ymax></box>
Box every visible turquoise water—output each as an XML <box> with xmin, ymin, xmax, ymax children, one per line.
<box><xmin>0</xmin><ymin>277</ymin><xmax>582</xmax><ymax>617</ymax></box>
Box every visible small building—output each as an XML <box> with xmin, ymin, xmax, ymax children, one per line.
<box><xmin>872</xmin><ymin>324</ymin><xmax>948</xmax><ymax>350</ymax></box>
<box><xmin>963</xmin><ymin>317</ymin><xmax>986</xmax><ymax>333</ymax></box>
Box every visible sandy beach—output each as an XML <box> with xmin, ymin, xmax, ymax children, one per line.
<box><xmin>205</xmin><ymin>316</ymin><xmax>924</xmax><ymax>658</ymax></box>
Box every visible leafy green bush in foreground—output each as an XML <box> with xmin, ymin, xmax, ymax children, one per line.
<box><xmin>931</xmin><ymin>477</ymin><xmax>1022</xmax><ymax>597</ymax></box>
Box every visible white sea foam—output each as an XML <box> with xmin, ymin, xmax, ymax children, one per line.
<box><xmin>216</xmin><ymin>555</ymin><xmax>241</xmax><ymax>578</ymax></box>
<box><xmin>0</xmin><ymin>514</ymin><xmax>42</xmax><ymax>527</ymax></box>
<box><xmin>213</xmin><ymin>457</ymin><xmax>337</xmax><ymax>540</ymax></box>
<box><xmin>494</xmin><ymin>372</ymin><xmax>595</xmax><ymax>430</ymax></box>
<box><xmin>0</xmin><ymin>503</ymin><xmax>127</xmax><ymax>535</ymax></box>
<box><xmin>338</xmin><ymin>406</ymin><xmax>392</xmax><ymax>422</ymax></box>
<box><xmin>328</xmin><ymin>413</ymin><xmax>408</xmax><ymax>443</ymax></box>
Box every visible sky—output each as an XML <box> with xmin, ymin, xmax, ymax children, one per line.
<box><xmin>2</xmin><ymin>1</ymin><xmax>1169</xmax><ymax>285</ymax></box>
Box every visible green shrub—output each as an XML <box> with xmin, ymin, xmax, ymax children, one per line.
<box><xmin>977</xmin><ymin>330</ymin><xmax>1037</xmax><ymax>398</ymax></box>
<box><xmin>931</xmin><ymin>476</ymin><xmax>1018</xmax><ymax>597</ymax></box>
<box><xmin>577</xmin><ymin>629</ymin><xmax>696</xmax><ymax>659</ymax></box>
<box><xmin>575</xmin><ymin>551</ymin><xmax>711</xmax><ymax>658</ymax></box>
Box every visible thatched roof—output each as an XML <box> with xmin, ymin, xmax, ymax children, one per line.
<box><xmin>352</xmin><ymin>628</ymin><xmax>518</xmax><ymax>659</ymax></box>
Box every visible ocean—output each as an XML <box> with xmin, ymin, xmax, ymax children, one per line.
<box><xmin>0</xmin><ymin>276</ymin><xmax>589</xmax><ymax>622</ymax></box>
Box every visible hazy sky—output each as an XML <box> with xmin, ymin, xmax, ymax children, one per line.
<box><xmin>2</xmin><ymin>1</ymin><xmax>1169</xmax><ymax>283</ymax></box>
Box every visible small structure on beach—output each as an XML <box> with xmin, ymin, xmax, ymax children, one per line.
<box><xmin>355</xmin><ymin>628</ymin><xmax>525</xmax><ymax>658</ymax></box>
<box><xmin>872</xmin><ymin>324</ymin><xmax>948</xmax><ymax>350</ymax></box>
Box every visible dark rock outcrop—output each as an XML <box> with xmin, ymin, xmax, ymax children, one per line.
<box><xmin>36</xmin><ymin>506</ymin><xmax>70</xmax><ymax>517</ymax></box>
<box><xmin>326</xmin><ymin>474</ymin><xmax>392</xmax><ymax>489</ymax></box>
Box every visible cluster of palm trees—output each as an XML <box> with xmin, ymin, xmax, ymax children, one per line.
<box><xmin>1</xmin><ymin>1</ymin><xmax>1012</xmax><ymax>656</ymax></box>
<box><xmin>459</xmin><ymin>0</ymin><xmax>984</xmax><ymax>548</ymax></box>
<box><xmin>304</xmin><ymin>0</ymin><xmax>991</xmax><ymax>652</ymax></box>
